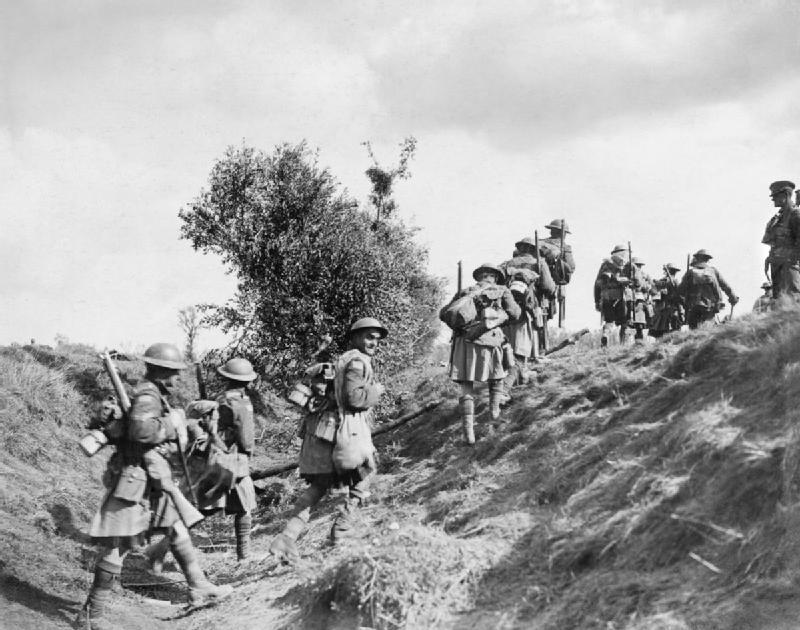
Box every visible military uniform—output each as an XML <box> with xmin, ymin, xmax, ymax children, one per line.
<box><xmin>500</xmin><ymin>247</ymin><xmax>555</xmax><ymax>374</ymax></box>
<box><xmin>753</xmin><ymin>282</ymin><xmax>774</xmax><ymax>314</ymax></box>
<box><xmin>270</xmin><ymin>319</ymin><xmax>387</xmax><ymax>561</ymax></box>
<box><xmin>542</xmin><ymin>219</ymin><xmax>576</xmax><ymax>326</ymax></box>
<box><xmin>677</xmin><ymin>251</ymin><xmax>737</xmax><ymax>329</ymax></box>
<box><xmin>80</xmin><ymin>343</ymin><xmax>230</xmax><ymax>630</ymax></box>
<box><xmin>762</xmin><ymin>180</ymin><xmax>800</xmax><ymax>299</ymax></box>
<box><xmin>594</xmin><ymin>246</ymin><xmax>641</xmax><ymax>346</ymax></box>
<box><xmin>630</xmin><ymin>258</ymin><xmax>654</xmax><ymax>342</ymax></box>
<box><xmin>649</xmin><ymin>264</ymin><xmax>684</xmax><ymax>337</ymax></box>
<box><xmin>441</xmin><ymin>263</ymin><xmax>521</xmax><ymax>444</ymax></box>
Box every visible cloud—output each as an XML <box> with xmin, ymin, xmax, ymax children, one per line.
<box><xmin>355</xmin><ymin>1</ymin><xmax>800</xmax><ymax>148</ymax></box>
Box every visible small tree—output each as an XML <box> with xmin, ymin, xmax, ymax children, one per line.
<box><xmin>178</xmin><ymin>306</ymin><xmax>202</xmax><ymax>362</ymax></box>
<box><xmin>362</xmin><ymin>136</ymin><xmax>417</xmax><ymax>225</ymax></box>
<box><xmin>179</xmin><ymin>141</ymin><xmax>444</xmax><ymax>386</ymax></box>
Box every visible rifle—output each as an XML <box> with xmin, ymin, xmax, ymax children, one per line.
<box><xmin>195</xmin><ymin>362</ymin><xmax>207</xmax><ymax>400</ymax></box>
<box><xmin>457</xmin><ymin>260</ymin><xmax>463</xmax><ymax>293</ymax></box>
<box><xmin>100</xmin><ymin>352</ymin><xmax>201</xmax><ymax>519</ymax></box>
<box><xmin>535</xmin><ymin>230</ymin><xmax>549</xmax><ymax>352</ymax></box>
<box><xmin>686</xmin><ymin>253</ymin><xmax>690</xmax><ymax>274</ymax></box>
<box><xmin>557</xmin><ymin>218</ymin><xmax>566</xmax><ymax>327</ymax></box>
<box><xmin>627</xmin><ymin>241</ymin><xmax>635</xmax><ymax>323</ymax></box>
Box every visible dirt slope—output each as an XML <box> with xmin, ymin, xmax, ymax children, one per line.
<box><xmin>6</xmin><ymin>307</ymin><xmax>800</xmax><ymax>629</ymax></box>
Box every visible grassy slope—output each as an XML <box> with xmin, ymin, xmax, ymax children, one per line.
<box><xmin>6</xmin><ymin>307</ymin><xmax>800</xmax><ymax>629</ymax></box>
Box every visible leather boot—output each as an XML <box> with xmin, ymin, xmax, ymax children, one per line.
<box><xmin>459</xmin><ymin>395</ymin><xmax>475</xmax><ymax>445</ymax></box>
<box><xmin>330</xmin><ymin>497</ymin><xmax>361</xmax><ymax>545</ymax></box>
<box><xmin>142</xmin><ymin>535</ymin><xmax>170</xmax><ymax>575</ymax></box>
<box><xmin>489</xmin><ymin>380</ymin><xmax>503</xmax><ymax>420</ymax></box>
<box><xmin>234</xmin><ymin>513</ymin><xmax>252</xmax><ymax>561</ymax></box>
<box><xmin>171</xmin><ymin>536</ymin><xmax>233</xmax><ymax>606</ymax></box>
<box><xmin>269</xmin><ymin>515</ymin><xmax>307</xmax><ymax>563</ymax></box>
<box><xmin>76</xmin><ymin>564</ymin><xmax>118</xmax><ymax>630</ymax></box>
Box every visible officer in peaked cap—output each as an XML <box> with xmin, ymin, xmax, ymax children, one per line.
<box><xmin>763</xmin><ymin>180</ymin><xmax>800</xmax><ymax>299</ymax></box>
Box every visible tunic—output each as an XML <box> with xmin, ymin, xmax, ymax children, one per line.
<box><xmin>89</xmin><ymin>380</ymin><xmax>183</xmax><ymax>541</ymax></box>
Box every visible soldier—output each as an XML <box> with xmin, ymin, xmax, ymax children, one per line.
<box><xmin>649</xmin><ymin>263</ymin><xmax>684</xmax><ymax>338</ymax></box>
<box><xmin>269</xmin><ymin>318</ymin><xmax>387</xmax><ymax>560</ymax></box>
<box><xmin>762</xmin><ymin>180</ymin><xmax>800</xmax><ymax>299</ymax></box>
<box><xmin>500</xmin><ymin>238</ymin><xmax>556</xmax><ymax>385</ymax></box>
<box><xmin>594</xmin><ymin>245</ymin><xmax>639</xmax><ymax>347</ymax></box>
<box><xmin>753</xmin><ymin>282</ymin><xmax>774</xmax><ymax>314</ymax></box>
<box><xmin>678</xmin><ymin>249</ymin><xmax>738</xmax><ymax>329</ymax></box>
<box><xmin>630</xmin><ymin>257</ymin><xmax>653</xmax><ymax>343</ymax></box>
<box><xmin>79</xmin><ymin>343</ymin><xmax>231</xmax><ymax>630</ymax></box>
<box><xmin>440</xmin><ymin>264</ymin><xmax>521</xmax><ymax>444</ymax></box>
<box><xmin>541</xmin><ymin>219</ymin><xmax>576</xmax><ymax>326</ymax></box>
<box><xmin>195</xmin><ymin>358</ymin><xmax>258</xmax><ymax>561</ymax></box>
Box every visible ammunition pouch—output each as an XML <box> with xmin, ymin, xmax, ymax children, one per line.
<box><xmin>112</xmin><ymin>464</ymin><xmax>148</xmax><ymax>503</ymax></box>
<box><xmin>306</xmin><ymin>409</ymin><xmax>338</xmax><ymax>444</ymax></box>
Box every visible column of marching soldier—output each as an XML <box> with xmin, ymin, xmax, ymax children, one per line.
<box><xmin>77</xmin><ymin>181</ymin><xmax>799</xmax><ymax>629</ymax></box>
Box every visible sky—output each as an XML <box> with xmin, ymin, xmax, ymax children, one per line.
<box><xmin>3</xmin><ymin>0</ymin><xmax>800</xmax><ymax>352</ymax></box>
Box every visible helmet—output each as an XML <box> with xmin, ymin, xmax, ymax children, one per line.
<box><xmin>143</xmin><ymin>343</ymin><xmax>186</xmax><ymax>370</ymax></box>
<box><xmin>514</xmin><ymin>237</ymin><xmax>537</xmax><ymax>254</ymax></box>
<box><xmin>349</xmin><ymin>317</ymin><xmax>389</xmax><ymax>339</ymax></box>
<box><xmin>545</xmin><ymin>219</ymin><xmax>571</xmax><ymax>233</ymax></box>
<box><xmin>217</xmin><ymin>358</ymin><xmax>258</xmax><ymax>382</ymax></box>
<box><xmin>632</xmin><ymin>256</ymin><xmax>645</xmax><ymax>266</ymax></box>
<box><xmin>472</xmin><ymin>263</ymin><xmax>506</xmax><ymax>285</ymax></box>
<box><xmin>694</xmin><ymin>249</ymin><xmax>712</xmax><ymax>259</ymax></box>
<box><xmin>611</xmin><ymin>244</ymin><xmax>627</xmax><ymax>255</ymax></box>
<box><xmin>761</xmin><ymin>282</ymin><xmax>773</xmax><ymax>290</ymax></box>
<box><xmin>665</xmin><ymin>263</ymin><xmax>681</xmax><ymax>272</ymax></box>
<box><xmin>769</xmin><ymin>180</ymin><xmax>795</xmax><ymax>196</ymax></box>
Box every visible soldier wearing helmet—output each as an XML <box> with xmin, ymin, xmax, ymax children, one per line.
<box><xmin>753</xmin><ymin>282</ymin><xmax>774</xmax><ymax>314</ymax></box>
<box><xmin>762</xmin><ymin>180</ymin><xmax>800</xmax><ymax>299</ymax></box>
<box><xmin>499</xmin><ymin>239</ymin><xmax>556</xmax><ymax>393</ymax></box>
<box><xmin>649</xmin><ymin>263</ymin><xmax>685</xmax><ymax>338</ymax></box>
<box><xmin>80</xmin><ymin>343</ymin><xmax>231</xmax><ymax>630</ymax></box>
<box><xmin>541</xmin><ymin>219</ymin><xmax>576</xmax><ymax>328</ymax></box>
<box><xmin>186</xmin><ymin>358</ymin><xmax>258</xmax><ymax>561</ymax></box>
<box><xmin>678</xmin><ymin>249</ymin><xmax>738</xmax><ymax>329</ymax></box>
<box><xmin>270</xmin><ymin>318</ymin><xmax>388</xmax><ymax>561</ymax></box>
<box><xmin>594</xmin><ymin>244</ymin><xmax>641</xmax><ymax>347</ymax></box>
<box><xmin>440</xmin><ymin>264</ymin><xmax>521</xmax><ymax>444</ymax></box>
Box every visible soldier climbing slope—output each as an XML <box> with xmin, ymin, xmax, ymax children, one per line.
<box><xmin>594</xmin><ymin>244</ymin><xmax>640</xmax><ymax>347</ymax></box>
<box><xmin>500</xmin><ymin>237</ymin><xmax>555</xmax><ymax>388</ymax></box>
<box><xmin>196</xmin><ymin>358</ymin><xmax>259</xmax><ymax>561</ymax></box>
<box><xmin>630</xmin><ymin>256</ymin><xmax>654</xmax><ymax>344</ymax></box>
<box><xmin>541</xmin><ymin>218</ymin><xmax>575</xmax><ymax>330</ymax></box>
<box><xmin>762</xmin><ymin>180</ymin><xmax>800</xmax><ymax>300</ymax></box>
<box><xmin>753</xmin><ymin>282</ymin><xmax>774</xmax><ymax>314</ymax></box>
<box><xmin>270</xmin><ymin>317</ymin><xmax>387</xmax><ymax>561</ymax></box>
<box><xmin>440</xmin><ymin>263</ymin><xmax>520</xmax><ymax>445</ymax></box>
<box><xmin>678</xmin><ymin>250</ymin><xmax>738</xmax><ymax>329</ymax></box>
<box><xmin>79</xmin><ymin>343</ymin><xmax>232</xmax><ymax>630</ymax></box>
<box><xmin>649</xmin><ymin>263</ymin><xmax>684</xmax><ymax>338</ymax></box>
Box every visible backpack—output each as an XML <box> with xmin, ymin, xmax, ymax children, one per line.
<box><xmin>685</xmin><ymin>266</ymin><xmax>722</xmax><ymax>310</ymax></box>
<box><xmin>440</xmin><ymin>292</ymin><xmax>478</xmax><ymax>330</ymax></box>
<box><xmin>463</xmin><ymin>285</ymin><xmax>509</xmax><ymax>341</ymax></box>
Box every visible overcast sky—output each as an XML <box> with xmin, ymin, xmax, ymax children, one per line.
<box><xmin>3</xmin><ymin>0</ymin><xmax>800</xmax><ymax>352</ymax></box>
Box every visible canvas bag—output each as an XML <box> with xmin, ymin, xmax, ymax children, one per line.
<box><xmin>441</xmin><ymin>292</ymin><xmax>478</xmax><ymax>330</ymax></box>
<box><xmin>463</xmin><ymin>285</ymin><xmax>509</xmax><ymax>341</ymax></box>
<box><xmin>331</xmin><ymin>350</ymin><xmax>376</xmax><ymax>472</ymax></box>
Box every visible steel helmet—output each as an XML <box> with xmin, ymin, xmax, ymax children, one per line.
<box><xmin>632</xmin><ymin>256</ymin><xmax>645</xmax><ymax>266</ymax></box>
<box><xmin>665</xmin><ymin>263</ymin><xmax>681</xmax><ymax>272</ymax></box>
<box><xmin>217</xmin><ymin>357</ymin><xmax>258</xmax><ymax>382</ymax></box>
<box><xmin>472</xmin><ymin>263</ymin><xmax>506</xmax><ymax>284</ymax></box>
<box><xmin>545</xmin><ymin>219</ymin><xmax>571</xmax><ymax>233</ymax></box>
<box><xmin>611</xmin><ymin>244</ymin><xmax>628</xmax><ymax>255</ymax></box>
<box><xmin>349</xmin><ymin>317</ymin><xmax>389</xmax><ymax>339</ymax></box>
<box><xmin>694</xmin><ymin>249</ymin><xmax>713</xmax><ymax>259</ymax></box>
<box><xmin>142</xmin><ymin>343</ymin><xmax>186</xmax><ymax>370</ymax></box>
